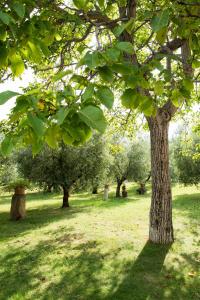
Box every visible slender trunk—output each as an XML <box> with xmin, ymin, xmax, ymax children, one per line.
<box><xmin>62</xmin><ymin>186</ymin><xmax>69</xmax><ymax>208</ymax></box>
<box><xmin>148</xmin><ymin>115</ymin><xmax>174</xmax><ymax>244</ymax></box>
<box><xmin>47</xmin><ymin>184</ymin><xmax>53</xmax><ymax>193</ymax></box>
<box><xmin>92</xmin><ymin>186</ymin><xmax>98</xmax><ymax>194</ymax></box>
<box><xmin>116</xmin><ymin>180</ymin><xmax>122</xmax><ymax>197</ymax></box>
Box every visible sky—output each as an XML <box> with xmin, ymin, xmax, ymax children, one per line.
<box><xmin>0</xmin><ymin>69</ymin><xmax>34</xmax><ymax>121</ymax></box>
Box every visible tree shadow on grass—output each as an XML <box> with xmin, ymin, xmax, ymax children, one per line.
<box><xmin>0</xmin><ymin>206</ymin><xmax>87</xmax><ymax>242</ymax></box>
<box><xmin>0</xmin><ymin>236</ymin><xmax>199</xmax><ymax>300</ymax></box>
<box><xmin>0</xmin><ymin>192</ymin><xmax>61</xmax><ymax>205</ymax></box>
<box><xmin>107</xmin><ymin>241</ymin><xmax>171</xmax><ymax>300</ymax></box>
<box><xmin>107</xmin><ymin>242</ymin><xmax>199</xmax><ymax>300</ymax></box>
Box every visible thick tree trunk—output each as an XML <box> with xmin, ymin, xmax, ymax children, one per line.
<box><xmin>10</xmin><ymin>187</ymin><xmax>26</xmax><ymax>220</ymax></box>
<box><xmin>148</xmin><ymin>114</ymin><xmax>174</xmax><ymax>244</ymax></box>
<box><xmin>62</xmin><ymin>186</ymin><xmax>69</xmax><ymax>208</ymax></box>
<box><xmin>116</xmin><ymin>180</ymin><xmax>122</xmax><ymax>197</ymax></box>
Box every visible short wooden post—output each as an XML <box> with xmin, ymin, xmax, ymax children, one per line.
<box><xmin>10</xmin><ymin>187</ymin><xmax>26</xmax><ymax>220</ymax></box>
<box><xmin>103</xmin><ymin>184</ymin><xmax>109</xmax><ymax>200</ymax></box>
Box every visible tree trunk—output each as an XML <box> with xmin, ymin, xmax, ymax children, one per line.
<box><xmin>10</xmin><ymin>188</ymin><xmax>26</xmax><ymax>220</ymax></box>
<box><xmin>148</xmin><ymin>114</ymin><xmax>174</xmax><ymax>244</ymax></box>
<box><xmin>92</xmin><ymin>186</ymin><xmax>98</xmax><ymax>194</ymax></box>
<box><xmin>62</xmin><ymin>186</ymin><xmax>69</xmax><ymax>208</ymax></box>
<box><xmin>116</xmin><ymin>179</ymin><xmax>122</xmax><ymax>197</ymax></box>
<box><xmin>47</xmin><ymin>184</ymin><xmax>53</xmax><ymax>193</ymax></box>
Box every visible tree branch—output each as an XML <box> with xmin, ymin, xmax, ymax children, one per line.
<box><xmin>144</xmin><ymin>38</ymin><xmax>186</xmax><ymax>64</ymax></box>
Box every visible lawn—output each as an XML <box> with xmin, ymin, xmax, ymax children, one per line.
<box><xmin>0</xmin><ymin>184</ymin><xmax>199</xmax><ymax>300</ymax></box>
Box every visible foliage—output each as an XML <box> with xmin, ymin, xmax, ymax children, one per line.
<box><xmin>0</xmin><ymin>154</ymin><xmax>18</xmax><ymax>187</ymax></box>
<box><xmin>110</xmin><ymin>136</ymin><xmax>150</xmax><ymax>185</ymax></box>
<box><xmin>0</xmin><ymin>0</ymin><xmax>199</xmax><ymax>153</ymax></box>
<box><xmin>174</xmin><ymin>132</ymin><xmax>200</xmax><ymax>185</ymax></box>
<box><xmin>6</xmin><ymin>178</ymin><xmax>30</xmax><ymax>190</ymax></box>
<box><xmin>17</xmin><ymin>137</ymin><xmax>112</xmax><ymax>193</ymax></box>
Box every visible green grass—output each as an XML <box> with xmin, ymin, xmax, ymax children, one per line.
<box><xmin>0</xmin><ymin>184</ymin><xmax>199</xmax><ymax>300</ymax></box>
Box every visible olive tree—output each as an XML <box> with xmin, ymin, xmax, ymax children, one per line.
<box><xmin>111</xmin><ymin>139</ymin><xmax>150</xmax><ymax>197</ymax></box>
<box><xmin>174</xmin><ymin>133</ymin><xmax>200</xmax><ymax>185</ymax></box>
<box><xmin>17</xmin><ymin>137</ymin><xmax>111</xmax><ymax>207</ymax></box>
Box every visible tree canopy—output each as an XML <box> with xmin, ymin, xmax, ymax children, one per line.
<box><xmin>0</xmin><ymin>0</ymin><xmax>199</xmax><ymax>154</ymax></box>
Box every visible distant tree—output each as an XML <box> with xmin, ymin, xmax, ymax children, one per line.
<box><xmin>17</xmin><ymin>138</ymin><xmax>111</xmax><ymax>207</ymax></box>
<box><xmin>0</xmin><ymin>154</ymin><xmax>18</xmax><ymax>187</ymax></box>
<box><xmin>174</xmin><ymin>133</ymin><xmax>200</xmax><ymax>185</ymax></box>
<box><xmin>82</xmin><ymin>134</ymin><xmax>112</xmax><ymax>194</ymax></box>
<box><xmin>110</xmin><ymin>139</ymin><xmax>150</xmax><ymax>197</ymax></box>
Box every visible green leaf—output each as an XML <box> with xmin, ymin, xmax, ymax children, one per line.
<box><xmin>115</xmin><ymin>42</ymin><xmax>134</xmax><ymax>54</ymax></box>
<box><xmin>32</xmin><ymin>140</ymin><xmax>43</xmax><ymax>155</ymax></box>
<box><xmin>0</xmin><ymin>90</ymin><xmax>20</xmax><ymax>105</ymax></box>
<box><xmin>182</xmin><ymin>78</ymin><xmax>194</xmax><ymax>92</ymax></box>
<box><xmin>12</xmin><ymin>2</ymin><xmax>25</xmax><ymax>18</ymax></box>
<box><xmin>1</xmin><ymin>136</ymin><xmax>13</xmax><ymax>156</ymax></box>
<box><xmin>10</xmin><ymin>54</ymin><xmax>25</xmax><ymax>76</ymax></box>
<box><xmin>121</xmin><ymin>89</ymin><xmax>141</xmax><ymax>109</ymax></box>
<box><xmin>62</xmin><ymin>130</ymin><xmax>74</xmax><ymax>145</ymax></box>
<box><xmin>12</xmin><ymin>95</ymin><xmax>29</xmax><ymax>113</ymax></box>
<box><xmin>154</xmin><ymin>81</ymin><xmax>164</xmax><ymax>95</ymax></box>
<box><xmin>121</xmin><ymin>89</ymin><xmax>139</xmax><ymax>109</ymax></box>
<box><xmin>55</xmin><ymin>107</ymin><xmax>69</xmax><ymax>125</ymax></box>
<box><xmin>111</xmin><ymin>63</ymin><xmax>132</xmax><ymax>75</ymax></box>
<box><xmin>0</xmin><ymin>11</ymin><xmax>13</xmax><ymax>25</ymax></box>
<box><xmin>97</xmin><ymin>0</ymin><xmax>105</xmax><ymax>8</ymax></box>
<box><xmin>104</xmin><ymin>48</ymin><xmax>121</xmax><ymax>62</ymax></box>
<box><xmin>113</xmin><ymin>19</ymin><xmax>135</xmax><ymax>37</ymax></box>
<box><xmin>151</xmin><ymin>9</ymin><xmax>170</xmax><ymax>32</ymax></box>
<box><xmin>73</xmin><ymin>0</ymin><xmax>86</xmax><ymax>9</ymax></box>
<box><xmin>98</xmin><ymin>66</ymin><xmax>114</xmax><ymax>82</ymax></box>
<box><xmin>0</xmin><ymin>27</ymin><xmax>7</xmax><ymax>41</ymax></box>
<box><xmin>82</xmin><ymin>85</ymin><xmax>94</xmax><ymax>101</ymax></box>
<box><xmin>171</xmin><ymin>89</ymin><xmax>184</xmax><ymax>107</ymax></box>
<box><xmin>27</xmin><ymin>41</ymin><xmax>43</xmax><ymax>63</ymax></box>
<box><xmin>139</xmin><ymin>96</ymin><xmax>153</xmax><ymax>114</ymax></box>
<box><xmin>156</xmin><ymin>27</ymin><xmax>167</xmax><ymax>44</ymax></box>
<box><xmin>28</xmin><ymin>113</ymin><xmax>45</xmax><ymax>137</ymax></box>
<box><xmin>79</xmin><ymin>105</ymin><xmax>107</xmax><ymax>133</ymax></box>
<box><xmin>192</xmin><ymin>60</ymin><xmax>200</xmax><ymax>69</ymax></box>
<box><xmin>96</xmin><ymin>86</ymin><xmax>114</xmax><ymax>109</ymax></box>
<box><xmin>45</xmin><ymin>126</ymin><xmax>60</xmax><ymax>148</ymax></box>
<box><xmin>0</xmin><ymin>45</ymin><xmax>8</xmax><ymax>67</ymax></box>
<box><xmin>82</xmin><ymin>51</ymin><xmax>103</xmax><ymax>70</ymax></box>
<box><xmin>52</xmin><ymin>70</ymin><xmax>72</xmax><ymax>82</ymax></box>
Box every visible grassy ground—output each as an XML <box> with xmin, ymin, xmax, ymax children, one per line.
<box><xmin>0</xmin><ymin>183</ymin><xmax>199</xmax><ymax>300</ymax></box>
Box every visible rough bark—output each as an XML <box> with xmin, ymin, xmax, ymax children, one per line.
<box><xmin>10</xmin><ymin>190</ymin><xmax>26</xmax><ymax>220</ymax></box>
<box><xmin>147</xmin><ymin>110</ymin><xmax>175</xmax><ymax>244</ymax></box>
<box><xmin>62</xmin><ymin>186</ymin><xmax>69</xmax><ymax>208</ymax></box>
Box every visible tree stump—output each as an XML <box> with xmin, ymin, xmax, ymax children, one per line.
<box><xmin>136</xmin><ymin>183</ymin><xmax>146</xmax><ymax>195</ymax></box>
<box><xmin>10</xmin><ymin>187</ymin><xmax>26</xmax><ymax>220</ymax></box>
